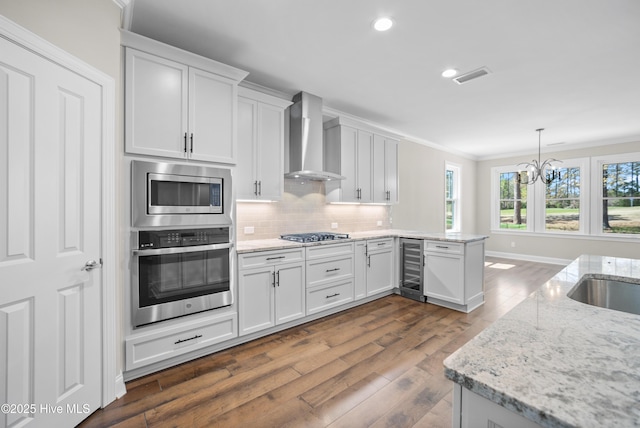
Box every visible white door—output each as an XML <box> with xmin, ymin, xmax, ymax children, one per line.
<box><xmin>274</xmin><ymin>263</ymin><xmax>305</xmax><ymax>325</ymax></box>
<box><xmin>0</xmin><ymin>36</ymin><xmax>102</xmax><ymax>427</ymax></box>
<box><xmin>256</xmin><ymin>102</ymin><xmax>284</xmax><ymax>200</ymax></box>
<box><xmin>238</xmin><ymin>266</ymin><xmax>275</xmax><ymax>335</ymax></box>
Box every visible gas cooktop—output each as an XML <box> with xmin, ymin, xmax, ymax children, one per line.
<box><xmin>280</xmin><ymin>232</ymin><xmax>350</xmax><ymax>243</ymax></box>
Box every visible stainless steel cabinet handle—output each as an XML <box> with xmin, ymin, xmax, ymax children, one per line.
<box><xmin>367</xmin><ymin>255</ymin><xmax>371</xmax><ymax>267</ymax></box>
<box><xmin>175</xmin><ymin>334</ymin><xmax>202</xmax><ymax>345</ymax></box>
<box><xmin>266</xmin><ymin>256</ymin><xmax>286</xmax><ymax>261</ymax></box>
<box><xmin>276</xmin><ymin>270</ymin><xmax>280</xmax><ymax>287</ymax></box>
<box><xmin>183</xmin><ymin>133</ymin><xmax>188</xmax><ymax>153</ymax></box>
<box><xmin>325</xmin><ymin>268</ymin><xmax>340</xmax><ymax>273</ymax></box>
<box><xmin>326</xmin><ymin>293</ymin><xmax>340</xmax><ymax>299</ymax></box>
<box><xmin>254</xmin><ymin>181</ymin><xmax>258</xmax><ymax>196</ymax></box>
<box><xmin>82</xmin><ymin>259</ymin><xmax>101</xmax><ymax>271</ymax></box>
<box><xmin>377</xmin><ymin>242</ymin><xmax>386</xmax><ymax>246</ymax></box>
<box><xmin>258</xmin><ymin>181</ymin><xmax>262</xmax><ymax>196</ymax></box>
<box><xmin>272</xmin><ymin>271</ymin><xmax>276</xmax><ymax>287</ymax></box>
<box><xmin>436</xmin><ymin>245</ymin><xmax>449</xmax><ymax>249</ymax></box>
<box><xmin>133</xmin><ymin>242</ymin><xmax>233</xmax><ymax>256</ymax></box>
<box><xmin>190</xmin><ymin>133</ymin><xmax>194</xmax><ymax>153</ymax></box>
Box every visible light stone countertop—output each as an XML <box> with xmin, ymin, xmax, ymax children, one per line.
<box><xmin>236</xmin><ymin>229</ymin><xmax>488</xmax><ymax>254</ymax></box>
<box><xmin>443</xmin><ymin>254</ymin><xmax>640</xmax><ymax>428</ymax></box>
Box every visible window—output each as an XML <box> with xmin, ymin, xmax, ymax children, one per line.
<box><xmin>496</xmin><ymin>169</ymin><xmax>529</xmax><ymax>230</ymax></box>
<box><xmin>544</xmin><ymin>165</ymin><xmax>583</xmax><ymax>232</ymax></box>
<box><xmin>492</xmin><ymin>159</ymin><xmax>588</xmax><ymax>234</ymax></box>
<box><xmin>596</xmin><ymin>157</ymin><xmax>640</xmax><ymax>235</ymax></box>
<box><xmin>445</xmin><ymin>163</ymin><xmax>460</xmax><ymax>232</ymax></box>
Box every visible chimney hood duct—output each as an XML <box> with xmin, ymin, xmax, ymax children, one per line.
<box><xmin>285</xmin><ymin>92</ymin><xmax>345</xmax><ymax>181</ymax></box>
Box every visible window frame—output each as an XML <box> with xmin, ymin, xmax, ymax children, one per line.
<box><xmin>590</xmin><ymin>152</ymin><xmax>640</xmax><ymax>237</ymax></box>
<box><xmin>534</xmin><ymin>157</ymin><xmax>590</xmax><ymax>235</ymax></box>
<box><xmin>445</xmin><ymin>162</ymin><xmax>461</xmax><ymax>232</ymax></box>
<box><xmin>491</xmin><ymin>165</ymin><xmax>533</xmax><ymax>232</ymax></box>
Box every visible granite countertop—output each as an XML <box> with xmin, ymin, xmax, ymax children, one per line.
<box><xmin>443</xmin><ymin>255</ymin><xmax>640</xmax><ymax>428</ymax></box>
<box><xmin>236</xmin><ymin>229</ymin><xmax>488</xmax><ymax>253</ymax></box>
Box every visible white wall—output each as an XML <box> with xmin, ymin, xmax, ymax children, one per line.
<box><xmin>0</xmin><ymin>0</ymin><xmax>125</xmax><ymax>369</ymax></box>
<box><xmin>393</xmin><ymin>139</ymin><xmax>477</xmax><ymax>234</ymax></box>
<box><xmin>476</xmin><ymin>140</ymin><xmax>640</xmax><ymax>262</ymax></box>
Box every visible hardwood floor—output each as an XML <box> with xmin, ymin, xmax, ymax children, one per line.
<box><xmin>80</xmin><ymin>257</ymin><xmax>563</xmax><ymax>428</ymax></box>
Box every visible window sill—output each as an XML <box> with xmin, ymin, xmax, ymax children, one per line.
<box><xmin>490</xmin><ymin>229</ymin><xmax>640</xmax><ymax>242</ymax></box>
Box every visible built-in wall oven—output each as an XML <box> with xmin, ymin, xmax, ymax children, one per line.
<box><xmin>132</xmin><ymin>227</ymin><xmax>232</xmax><ymax>327</ymax></box>
<box><xmin>130</xmin><ymin>160</ymin><xmax>234</xmax><ymax>327</ymax></box>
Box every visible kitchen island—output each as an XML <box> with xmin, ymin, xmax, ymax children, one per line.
<box><xmin>444</xmin><ymin>255</ymin><xmax>640</xmax><ymax>428</ymax></box>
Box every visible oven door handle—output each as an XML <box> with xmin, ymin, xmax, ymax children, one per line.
<box><xmin>132</xmin><ymin>242</ymin><xmax>234</xmax><ymax>256</ymax></box>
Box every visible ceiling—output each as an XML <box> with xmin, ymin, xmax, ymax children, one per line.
<box><xmin>126</xmin><ymin>0</ymin><xmax>640</xmax><ymax>159</ymax></box>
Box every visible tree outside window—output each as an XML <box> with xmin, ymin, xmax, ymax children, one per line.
<box><xmin>602</xmin><ymin>161</ymin><xmax>640</xmax><ymax>234</ymax></box>
<box><xmin>499</xmin><ymin>171</ymin><xmax>528</xmax><ymax>229</ymax></box>
<box><xmin>545</xmin><ymin>167</ymin><xmax>581</xmax><ymax>232</ymax></box>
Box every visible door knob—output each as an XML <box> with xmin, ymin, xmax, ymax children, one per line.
<box><xmin>82</xmin><ymin>260</ymin><xmax>101</xmax><ymax>271</ymax></box>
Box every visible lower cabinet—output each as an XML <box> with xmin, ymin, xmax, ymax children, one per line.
<box><xmin>125</xmin><ymin>310</ymin><xmax>237</xmax><ymax>371</ymax></box>
<box><xmin>365</xmin><ymin>238</ymin><xmax>395</xmax><ymax>296</ymax></box>
<box><xmin>238</xmin><ymin>249</ymin><xmax>306</xmax><ymax>336</ymax></box>
<box><xmin>452</xmin><ymin>384</ymin><xmax>542</xmax><ymax>428</ymax></box>
<box><xmin>306</xmin><ymin>242</ymin><xmax>355</xmax><ymax>314</ymax></box>
<box><xmin>424</xmin><ymin>239</ymin><xmax>485</xmax><ymax>312</ymax></box>
<box><xmin>354</xmin><ymin>241</ymin><xmax>367</xmax><ymax>300</ymax></box>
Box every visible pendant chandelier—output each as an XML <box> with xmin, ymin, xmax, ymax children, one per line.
<box><xmin>517</xmin><ymin>128</ymin><xmax>562</xmax><ymax>185</ymax></box>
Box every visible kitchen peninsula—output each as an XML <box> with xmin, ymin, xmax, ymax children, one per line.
<box><xmin>444</xmin><ymin>255</ymin><xmax>640</xmax><ymax>428</ymax></box>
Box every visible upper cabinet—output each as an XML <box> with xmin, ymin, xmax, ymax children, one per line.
<box><xmin>122</xmin><ymin>31</ymin><xmax>249</xmax><ymax>164</ymax></box>
<box><xmin>373</xmin><ymin>135</ymin><xmax>399</xmax><ymax>204</ymax></box>
<box><xmin>236</xmin><ymin>87</ymin><xmax>292</xmax><ymax>201</ymax></box>
<box><xmin>324</xmin><ymin>117</ymin><xmax>400</xmax><ymax>204</ymax></box>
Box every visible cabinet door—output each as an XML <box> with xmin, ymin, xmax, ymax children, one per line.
<box><xmin>340</xmin><ymin>126</ymin><xmax>359</xmax><ymax>202</ymax></box>
<box><xmin>125</xmin><ymin>48</ymin><xmax>188</xmax><ymax>158</ymax></box>
<box><xmin>424</xmin><ymin>253</ymin><xmax>464</xmax><ymax>304</ymax></box>
<box><xmin>188</xmin><ymin>67</ymin><xmax>237</xmax><ymax>164</ymax></box>
<box><xmin>354</xmin><ymin>242</ymin><xmax>367</xmax><ymax>300</ymax></box>
<box><xmin>385</xmin><ymin>138</ymin><xmax>399</xmax><ymax>204</ymax></box>
<box><xmin>236</xmin><ymin>97</ymin><xmax>258</xmax><ymax>199</ymax></box>
<box><xmin>367</xmin><ymin>247</ymin><xmax>394</xmax><ymax>295</ymax></box>
<box><xmin>356</xmin><ymin>130</ymin><xmax>373</xmax><ymax>203</ymax></box>
<box><xmin>372</xmin><ymin>134</ymin><xmax>387</xmax><ymax>203</ymax></box>
<box><xmin>256</xmin><ymin>102</ymin><xmax>284</xmax><ymax>200</ymax></box>
<box><xmin>275</xmin><ymin>262</ymin><xmax>305</xmax><ymax>325</ymax></box>
<box><xmin>238</xmin><ymin>266</ymin><xmax>275</xmax><ymax>335</ymax></box>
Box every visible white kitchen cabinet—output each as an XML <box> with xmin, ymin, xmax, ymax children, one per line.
<box><xmin>365</xmin><ymin>238</ymin><xmax>395</xmax><ymax>295</ymax></box>
<box><xmin>452</xmin><ymin>384</ymin><xmax>542</xmax><ymax>428</ymax></box>
<box><xmin>237</xmin><ymin>87</ymin><xmax>291</xmax><ymax>200</ymax></box>
<box><xmin>324</xmin><ymin>123</ymin><xmax>373</xmax><ymax>203</ymax></box>
<box><xmin>238</xmin><ymin>249</ymin><xmax>305</xmax><ymax>336</ymax></box>
<box><xmin>354</xmin><ymin>241</ymin><xmax>367</xmax><ymax>300</ymax></box>
<box><xmin>373</xmin><ymin>135</ymin><xmax>399</xmax><ymax>204</ymax></box>
<box><xmin>123</xmin><ymin>31</ymin><xmax>248</xmax><ymax>164</ymax></box>
<box><xmin>305</xmin><ymin>242</ymin><xmax>355</xmax><ymax>314</ymax></box>
<box><xmin>125</xmin><ymin>310</ymin><xmax>237</xmax><ymax>371</ymax></box>
<box><xmin>424</xmin><ymin>239</ymin><xmax>485</xmax><ymax>312</ymax></box>
<box><xmin>324</xmin><ymin>116</ymin><xmax>400</xmax><ymax>204</ymax></box>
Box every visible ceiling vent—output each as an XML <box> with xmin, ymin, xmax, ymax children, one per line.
<box><xmin>453</xmin><ymin>67</ymin><xmax>491</xmax><ymax>85</ymax></box>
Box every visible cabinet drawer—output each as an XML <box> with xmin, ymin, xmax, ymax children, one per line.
<box><xmin>425</xmin><ymin>241</ymin><xmax>463</xmax><ymax>255</ymax></box>
<box><xmin>238</xmin><ymin>248</ymin><xmax>304</xmax><ymax>269</ymax></box>
<box><xmin>305</xmin><ymin>242</ymin><xmax>354</xmax><ymax>260</ymax></box>
<box><xmin>367</xmin><ymin>237</ymin><xmax>394</xmax><ymax>252</ymax></box>
<box><xmin>126</xmin><ymin>312</ymin><xmax>237</xmax><ymax>370</ymax></box>
<box><xmin>306</xmin><ymin>279</ymin><xmax>354</xmax><ymax>315</ymax></box>
<box><xmin>306</xmin><ymin>255</ymin><xmax>354</xmax><ymax>288</ymax></box>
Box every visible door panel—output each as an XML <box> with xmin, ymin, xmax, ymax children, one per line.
<box><xmin>0</xmin><ymin>36</ymin><xmax>102</xmax><ymax>427</ymax></box>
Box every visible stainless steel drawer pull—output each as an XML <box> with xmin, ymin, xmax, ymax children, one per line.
<box><xmin>436</xmin><ymin>245</ymin><xmax>449</xmax><ymax>249</ymax></box>
<box><xmin>377</xmin><ymin>242</ymin><xmax>386</xmax><ymax>246</ymax></box>
<box><xmin>326</xmin><ymin>293</ymin><xmax>340</xmax><ymax>299</ymax></box>
<box><xmin>175</xmin><ymin>334</ymin><xmax>202</xmax><ymax>345</ymax></box>
<box><xmin>266</xmin><ymin>256</ymin><xmax>286</xmax><ymax>260</ymax></box>
<box><xmin>325</xmin><ymin>268</ymin><xmax>341</xmax><ymax>272</ymax></box>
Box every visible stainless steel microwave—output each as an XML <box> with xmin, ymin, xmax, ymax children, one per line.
<box><xmin>132</xmin><ymin>160</ymin><xmax>232</xmax><ymax>227</ymax></box>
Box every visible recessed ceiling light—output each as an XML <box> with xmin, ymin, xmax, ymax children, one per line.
<box><xmin>373</xmin><ymin>17</ymin><xmax>394</xmax><ymax>32</ymax></box>
<box><xmin>442</xmin><ymin>68</ymin><xmax>458</xmax><ymax>78</ymax></box>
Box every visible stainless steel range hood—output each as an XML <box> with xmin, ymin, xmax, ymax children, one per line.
<box><xmin>285</xmin><ymin>92</ymin><xmax>345</xmax><ymax>181</ymax></box>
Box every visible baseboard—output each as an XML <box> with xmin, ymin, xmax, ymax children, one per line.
<box><xmin>114</xmin><ymin>372</ymin><xmax>127</xmax><ymax>399</ymax></box>
<box><xmin>486</xmin><ymin>251</ymin><xmax>571</xmax><ymax>266</ymax></box>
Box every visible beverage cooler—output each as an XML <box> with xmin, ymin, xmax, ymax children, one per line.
<box><xmin>399</xmin><ymin>238</ymin><xmax>425</xmax><ymax>302</ymax></box>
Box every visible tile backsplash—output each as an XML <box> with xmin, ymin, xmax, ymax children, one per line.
<box><xmin>236</xmin><ymin>179</ymin><xmax>392</xmax><ymax>240</ymax></box>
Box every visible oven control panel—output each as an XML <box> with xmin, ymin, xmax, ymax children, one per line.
<box><xmin>138</xmin><ymin>227</ymin><xmax>229</xmax><ymax>249</ymax></box>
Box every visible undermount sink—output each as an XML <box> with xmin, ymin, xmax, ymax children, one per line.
<box><xmin>567</xmin><ymin>276</ymin><xmax>640</xmax><ymax>315</ymax></box>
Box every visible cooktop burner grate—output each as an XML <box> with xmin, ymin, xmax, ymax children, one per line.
<box><xmin>280</xmin><ymin>232</ymin><xmax>350</xmax><ymax>243</ymax></box>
